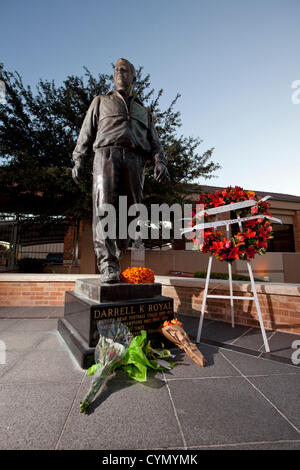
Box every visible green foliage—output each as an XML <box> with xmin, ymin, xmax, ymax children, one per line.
<box><xmin>194</xmin><ymin>270</ymin><xmax>266</xmax><ymax>282</ymax></box>
<box><xmin>120</xmin><ymin>330</ymin><xmax>174</xmax><ymax>382</ymax></box>
<box><xmin>87</xmin><ymin>363</ymin><xmax>101</xmax><ymax>376</ymax></box>
<box><xmin>0</xmin><ymin>62</ymin><xmax>220</xmax><ymax>221</ymax></box>
<box><xmin>87</xmin><ymin>329</ymin><xmax>175</xmax><ymax>383</ymax></box>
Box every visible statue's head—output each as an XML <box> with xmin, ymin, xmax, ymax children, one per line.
<box><xmin>113</xmin><ymin>58</ymin><xmax>136</xmax><ymax>95</ymax></box>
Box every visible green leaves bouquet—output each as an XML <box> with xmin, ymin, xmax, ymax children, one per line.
<box><xmin>80</xmin><ymin>320</ymin><xmax>175</xmax><ymax>414</ymax></box>
<box><xmin>121</xmin><ymin>329</ymin><xmax>175</xmax><ymax>382</ymax></box>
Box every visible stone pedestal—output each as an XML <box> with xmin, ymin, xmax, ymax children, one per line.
<box><xmin>58</xmin><ymin>279</ymin><xmax>174</xmax><ymax>369</ymax></box>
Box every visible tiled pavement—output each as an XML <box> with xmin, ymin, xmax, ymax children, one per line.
<box><xmin>0</xmin><ymin>307</ymin><xmax>299</xmax><ymax>450</ymax></box>
<box><xmin>178</xmin><ymin>314</ymin><xmax>300</xmax><ymax>365</ymax></box>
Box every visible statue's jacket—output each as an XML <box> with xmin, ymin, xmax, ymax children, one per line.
<box><xmin>73</xmin><ymin>90</ymin><xmax>165</xmax><ymax>164</ymax></box>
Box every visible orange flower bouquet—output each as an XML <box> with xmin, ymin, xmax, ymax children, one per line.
<box><xmin>162</xmin><ymin>318</ymin><xmax>183</xmax><ymax>328</ymax></box>
<box><xmin>120</xmin><ymin>267</ymin><xmax>155</xmax><ymax>284</ymax></box>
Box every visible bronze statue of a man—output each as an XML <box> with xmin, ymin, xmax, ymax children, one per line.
<box><xmin>72</xmin><ymin>58</ymin><xmax>169</xmax><ymax>283</ymax></box>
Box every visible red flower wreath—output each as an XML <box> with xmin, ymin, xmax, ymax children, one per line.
<box><xmin>190</xmin><ymin>186</ymin><xmax>274</xmax><ymax>262</ymax></box>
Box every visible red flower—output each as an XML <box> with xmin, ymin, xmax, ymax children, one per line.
<box><xmin>259</xmin><ymin>227</ymin><xmax>268</xmax><ymax>238</ymax></box>
<box><xmin>244</xmin><ymin>230</ymin><xmax>256</xmax><ymax>238</ymax></box>
<box><xmin>245</xmin><ymin>219</ymin><xmax>258</xmax><ymax>228</ymax></box>
<box><xmin>259</xmin><ymin>241</ymin><xmax>267</xmax><ymax>248</ymax></box>
<box><xmin>212</xmin><ymin>196</ymin><xmax>225</xmax><ymax>207</ymax></box>
<box><xmin>211</xmin><ymin>241</ymin><xmax>221</xmax><ymax>252</ymax></box>
<box><xmin>192</xmin><ymin>186</ymin><xmax>273</xmax><ymax>262</ymax></box>
<box><xmin>246</xmin><ymin>246</ymin><xmax>257</xmax><ymax>259</ymax></box>
<box><xmin>228</xmin><ymin>247</ymin><xmax>241</xmax><ymax>259</ymax></box>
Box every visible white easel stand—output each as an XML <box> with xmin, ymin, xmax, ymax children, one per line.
<box><xmin>196</xmin><ymin>254</ymin><xmax>270</xmax><ymax>353</ymax></box>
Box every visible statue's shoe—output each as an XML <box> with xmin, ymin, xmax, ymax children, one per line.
<box><xmin>101</xmin><ymin>267</ymin><xmax>120</xmax><ymax>284</ymax></box>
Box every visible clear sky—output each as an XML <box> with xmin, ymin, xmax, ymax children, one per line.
<box><xmin>1</xmin><ymin>0</ymin><xmax>300</xmax><ymax>196</ymax></box>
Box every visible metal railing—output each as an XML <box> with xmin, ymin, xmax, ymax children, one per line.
<box><xmin>0</xmin><ymin>213</ymin><xmax>80</xmax><ymax>271</ymax></box>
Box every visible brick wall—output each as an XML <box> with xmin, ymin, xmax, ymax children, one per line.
<box><xmin>0</xmin><ymin>274</ymin><xmax>299</xmax><ymax>335</ymax></box>
<box><xmin>0</xmin><ymin>281</ymin><xmax>76</xmax><ymax>306</ymax></box>
<box><xmin>158</xmin><ymin>277</ymin><xmax>300</xmax><ymax>335</ymax></box>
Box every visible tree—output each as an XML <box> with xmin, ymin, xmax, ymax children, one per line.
<box><xmin>0</xmin><ymin>63</ymin><xmax>220</xmax><ymax>243</ymax></box>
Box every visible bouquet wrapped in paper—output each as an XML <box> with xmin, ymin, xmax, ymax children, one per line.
<box><xmin>161</xmin><ymin>319</ymin><xmax>206</xmax><ymax>367</ymax></box>
<box><xmin>80</xmin><ymin>321</ymin><xmax>175</xmax><ymax>414</ymax></box>
<box><xmin>80</xmin><ymin>320</ymin><xmax>132</xmax><ymax>414</ymax></box>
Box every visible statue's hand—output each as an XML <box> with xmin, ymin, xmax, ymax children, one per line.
<box><xmin>72</xmin><ymin>161</ymin><xmax>83</xmax><ymax>185</ymax></box>
<box><xmin>154</xmin><ymin>162</ymin><xmax>170</xmax><ymax>182</ymax></box>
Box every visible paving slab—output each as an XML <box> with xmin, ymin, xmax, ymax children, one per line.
<box><xmin>178</xmin><ymin>314</ymin><xmax>272</xmax><ymax>351</ymax></box>
<box><xmin>164</xmin><ymin>344</ymin><xmax>240</xmax><ymax>380</ymax></box>
<box><xmin>0</xmin><ymin>350</ymin><xmax>23</xmax><ymax>378</ymax></box>
<box><xmin>35</xmin><ymin>331</ymin><xmax>67</xmax><ymax>351</ymax></box>
<box><xmin>198</xmin><ymin>320</ymin><xmax>252</xmax><ymax>344</ymax></box>
<box><xmin>1</xmin><ymin>312</ymin><xmax>300</xmax><ymax>451</ymax></box>
<box><xmin>167</xmin><ymin>376</ymin><xmax>300</xmax><ymax>447</ymax></box>
<box><xmin>0</xmin><ymin>349</ymin><xmax>85</xmax><ymax>384</ymax></box>
<box><xmin>0</xmin><ymin>319</ymin><xmax>21</xmax><ymax>332</ymax></box>
<box><xmin>0</xmin><ymin>330</ymin><xmax>47</xmax><ymax>351</ymax></box>
<box><xmin>0</xmin><ymin>307</ymin><xmax>64</xmax><ymax>319</ymax></box>
<box><xmin>179</xmin><ymin>315</ymin><xmax>300</xmax><ymax>365</ymax></box>
<box><xmin>7</xmin><ymin>318</ymin><xmax>58</xmax><ymax>332</ymax></box>
<box><xmin>177</xmin><ymin>315</ymin><xmax>213</xmax><ymax>337</ymax></box>
<box><xmin>266</xmin><ymin>331</ymin><xmax>300</xmax><ymax>359</ymax></box>
<box><xmin>248</xmin><ymin>374</ymin><xmax>300</xmax><ymax>431</ymax></box>
<box><xmin>56</xmin><ymin>372</ymin><xmax>184</xmax><ymax>450</ymax></box>
<box><xmin>220</xmin><ymin>349</ymin><xmax>300</xmax><ymax>376</ymax></box>
<box><xmin>0</xmin><ymin>382</ymin><xmax>81</xmax><ymax>449</ymax></box>
<box><xmin>232</xmin><ymin>327</ymin><xmax>275</xmax><ymax>350</ymax></box>
<box><xmin>190</xmin><ymin>440</ymin><xmax>300</xmax><ymax>450</ymax></box>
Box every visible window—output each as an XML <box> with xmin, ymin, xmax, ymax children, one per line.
<box><xmin>267</xmin><ymin>224</ymin><xmax>295</xmax><ymax>252</ymax></box>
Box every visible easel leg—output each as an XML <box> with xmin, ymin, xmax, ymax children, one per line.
<box><xmin>228</xmin><ymin>261</ymin><xmax>235</xmax><ymax>328</ymax></box>
<box><xmin>196</xmin><ymin>255</ymin><xmax>213</xmax><ymax>343</ymax></box>
<box><xmin>226</xmin><ymin>223</ymin><xmax>235</xmax><ymax>328</ymax></box>
<box><xmin>246</xmin><ymin>261</ymin><xmax>270</xmax><ymax>352</ymax></box>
